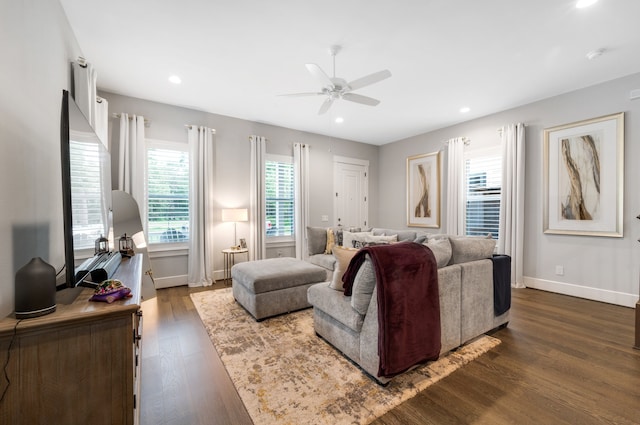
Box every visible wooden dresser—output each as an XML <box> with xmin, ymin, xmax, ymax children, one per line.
<box><xmin>0</xmin><ymin>255</ymin><xmax>143</xmax><ymax>424</ymax></box>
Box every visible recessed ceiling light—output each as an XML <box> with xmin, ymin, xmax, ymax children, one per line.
<box><xmin>460</xmin><ymin>107</ymin><xmax>471</xmax><ymax>113</ymax></box>
<box><xmin>586</xmin><ymin>48</ymin><xmax>605</xmax><ymax>60</ymax></box>
<box><xmin>576</xmin><ymin>0</ymin><xmax>598</xmax><ymax>9</ymax></box>
<box><xmin>168</xmin><ymin>75</ymin><xmax>182</xmax><ymax>84</ymax></box>
<box><xmin>335</xmin><ymin>117</ymin><xmax>344</xmax><ymax>124</ymax></box>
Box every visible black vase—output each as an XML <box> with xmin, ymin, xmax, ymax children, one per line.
<box><xmin>14</xmin><ymin>257</ymin><xmax>57</xmax><ymax>319</ymax></box>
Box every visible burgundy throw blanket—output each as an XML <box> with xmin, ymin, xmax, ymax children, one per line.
<box><xmin>343</xmin><ymin>242</ymin><xmax>441</xmax><ymax>378</ymax></box>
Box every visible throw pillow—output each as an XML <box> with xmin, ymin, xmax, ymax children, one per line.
<box><xmin>306</xmin><ymin>226</ymin><xmax>327</xmax><ymax>256</ymax></box>
<box><xmin>353</xmin><ymin>240</ymin><xmax>389</xmax><ymax>249</ymax></box>
<box><xmin>342</xmin><ymin>230</ymin><xmax>372</xmax><ymax>249</ymax></box>
<box><xmin>413</xmin><ymin>234</ymin><xmax>428</xmax><ymax>244</ymax></box>
<box><xmin>329</xmin><ymin>245</ymin><xmax>359</xmax><ymax>291</ymax></box>
<box><xmin>324</xmin><ymin>228</ymin><xmax>336</xmax><ymax>254</ymax></box>
<box><xmin>350</xmin><ymin>255</ymin><xmax>376</xmax><ymax>315</ymax></box>
<box><xmin>423</xmin><ymin>237</ymin><xmax>452</xmax><ymax>268</ymax></box>
<box><xmin>332</xmin><ymin>227</ymin><xmax>344</xmax><ymax>247</ymax></box>
<box><xmin>448</xmin><ymin>236</ymin><xmax>496</xmax><ymax>265</ymax></box>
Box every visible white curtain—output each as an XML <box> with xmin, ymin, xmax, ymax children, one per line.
<box><xmin>95</xmin><ymin>97</ymin><xmax>109</xmax><ymax>149</ymax></box>
<box><xmin>249</xmin><ymin>135</ymin><xmax>266</xmax><ymax>260</ymax></box>
<box><xmin>117</xmin><ymin>113</ymin><xmax>146</xmax><ymax>217</ymax></box>
<box><xmin>71</xmin><ymin>59</ymin><xmax>97</xmax><ymax>128</ymax></box>
<box><xmin>73</xmin><ymin>59</ymin><xmax>108</xmax><ymax>149</ymax></box>
<box><xmin>187</xmin><ymin>126</ymin><xmax>216</xmax><ymax>287</ymax></box>
<box><xmin>498</xmin><ymin>123</ymin><xmax>526</xmax><ymax>288</ymax></box>
<box><xmin>446</xmin><ymin>137</ymin><xmax>466</xmax><ymax>235</ymax></box>
<box><xmin>293</xmin><ymin>143</ymin><xmax>310</xmax><ymax>259</ymax></box>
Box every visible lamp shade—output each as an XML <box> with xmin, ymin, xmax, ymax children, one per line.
<box><xmin>222</xmin><ymin>208</ymin><xmax>248</xmax><ymax>222</ymax></box>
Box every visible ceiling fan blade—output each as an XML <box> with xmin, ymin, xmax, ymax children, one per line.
<box><xmin>347</xmin><ymin>69</ymin><xmax>391</xmax><ymax>91</ymax></box>
<box><xmin>306</xmin><ymin>63</ymin><xmax>334</xmax><ymax>88</ymax></box>
<box><xmin>278</xmin><ymin>92</ymin><xmax>324</xmax><ymax>97</ymax></box>
<box><xmin>318</xmin><ymin>97</ymin><xmax>334</xmax><ymax>115</ymax></box>
<box><xmin>342</xmin><ymin>93</ymin><xmax>380</xmax><ymax>106</ymax></box>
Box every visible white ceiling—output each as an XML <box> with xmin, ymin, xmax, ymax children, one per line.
<box><xmin>59</xmin><ymin>0</ymin><xmax>640</xmax><ymax>145</ymax></box>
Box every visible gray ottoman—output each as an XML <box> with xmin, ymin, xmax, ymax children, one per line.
<box><xmin>232</xmin><ymin>257</ymin><xmax>327</xmax><ymax>321</ymax></box>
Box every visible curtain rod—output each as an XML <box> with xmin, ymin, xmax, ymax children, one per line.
<box><xmin>444</xmin><ymin>137</ymin><xmax>470</xmax><ymax>144</ymax></box>
<box><xmin>497</xmin><ymin>123</ymin><xmax>527</xmax><ymax>134</ymax></box>
<box><xmin>247</xmin><ymin>136</ymin><xmax>269</xmax><ymax>142</ymax></box>
<box><xmin>184</xmin><ymin>125</ymin><xmax>216</xmax><ymax>133</ymax></box>
<box><xmin>111</xmin><ymin>113</ymin><xmax>151</xmax><ymax>127</ymax></box>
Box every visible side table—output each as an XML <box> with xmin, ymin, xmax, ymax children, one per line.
<box><xmin>221</xmin><ymin>248</ymin><xmax>249</xmax><ymax>284</ymax></box>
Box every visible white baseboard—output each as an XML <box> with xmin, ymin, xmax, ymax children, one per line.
<box><xmin>153</xmin><ymin>270</ymin><xmax>227</xmax><ymax>289</ymax></box>
<box><xmin>154</xmin><ymin>275</ymin><xmax>187</xmax><ymax>289</ymax></box>
<box><xmin>524</xmin><ymin>277</ymin><xmax>638</xmax><ymax>308</ymax></box>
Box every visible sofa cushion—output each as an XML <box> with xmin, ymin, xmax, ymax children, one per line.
<box><xmin>329</xmin><ymin>245</ymin><xmax>359</xmax><ymax>290</ymax></box>
<box><xmin>350</xmin><ymin>255</ymin><xmax>376</xmax><ymax>315</ymax></box>
<box><xmin>342</xmin><ymin>231</ymin><xmax>372</xmax><ymax>249</ymax></box>
<box><xmin>307</xmin><ymin>253</ymin><xmax>336</xmax><ymax>271</ymax></box>
<box><xmin>307</xmin><ymin>226</ymin><xmax>327</xmax><ymax>256</ymax></box>
<box><xmin>365</xmin><ymin>234</ymin><xmax>397</xmax><ymax>244</ymax></box>
<box><xmin>371</xmin><ymin>228</ymin><xmax>417</xmax><ymax>242</ymax></box>
<box><xmin>423</xmin><ymin>237</ymin><xmax>452</xmax><ymax>268</ymax></box>
<box><xmin>448</xmin><ymin>236</ymin><xmax>496</xmax><ymax>265</ymax></box>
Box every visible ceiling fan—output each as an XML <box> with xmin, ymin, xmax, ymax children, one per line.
<box><xmin>280</xmin><ymin>45</ymin><xmax>392</xmax><ymax>115</ymax></box>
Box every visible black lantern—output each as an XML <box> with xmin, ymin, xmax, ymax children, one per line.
<box><xmin>95</xmin><ymin>234</ymin><xmax>109</xmax><ymax>255</ymax></box>
<box><xmin>119</xmin><ymin>233</ymin><xmax>134</xmax><ymax>257</ymax></box>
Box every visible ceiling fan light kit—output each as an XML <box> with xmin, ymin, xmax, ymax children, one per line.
<box><xmin>280</xmin><ymin>45</ymin><xmax>391</xmax><ymax>115</ymax></box>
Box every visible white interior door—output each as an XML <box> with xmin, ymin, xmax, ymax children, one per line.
<box><xmin>334</xmin><ymin>156</ymin><xmax>368</xmax><ymax>229</ymax></box>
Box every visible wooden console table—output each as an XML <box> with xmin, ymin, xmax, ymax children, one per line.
<box><xmin>0</xmin><ymin>255</ymin><xmax>143</xmax><ymax>424</ymax></box>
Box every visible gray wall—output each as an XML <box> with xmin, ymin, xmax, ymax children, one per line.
<box><xmin>378</xmin><ymin>72</ymin><xmax>640</xmax><ymax>306</ymax></box>
<box><xmin>0</xmin><ymin>0</ymin><xmax>637</xmax><ymax>316</ymax></box>
<box><xmin>102</xmin><ymin>92</ymin><xmax>378</xmax><ymax>285</ymax></box>
<box><xmin>0</xmin><ymin>0</ymin><xmax>83</xmax><ymax>317</ymax></box>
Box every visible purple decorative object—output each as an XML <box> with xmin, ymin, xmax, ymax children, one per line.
<box><xmin>89</xmin><ymin>279</ymin><xmax>132</xmax><ymax>304</ymax></box>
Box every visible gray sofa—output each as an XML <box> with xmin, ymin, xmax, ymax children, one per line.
<box><xmin>305</xmin><ymin>228</ymin><xmax>510</xmax><ymax>384</ymax></box>
<box><xmin>306</xmin><ymin>227</ymin><xmax>428</xmax><ymax>280</ymax></box>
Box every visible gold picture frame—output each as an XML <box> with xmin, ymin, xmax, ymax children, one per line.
<box><xmin>407</xmin><ymin>151</ymin><xmax>441</xmax><ymax>228</ymax></box>
<box><xmin>543</xmin><ymin>112</ymin><xmax>624</xmax><ymax>237</ymax></box>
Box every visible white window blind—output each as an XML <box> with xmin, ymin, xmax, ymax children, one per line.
<box><xmin>146</xmin><ymin>145</ymin><xmax>190</xmax><ymax>244</ymax></box>
<box><xmin>265</xmin><ymin>156</ymin><xmax>294</xmax><ymax>239</ymax></box>
<box><xmin>465</xmin><ymin>150</ymin><xmax>501</xmax><ymax>240</ymax></box>
<box><xmin>69</xmin><ymin>140</ymin><xmax>107</xmax><ymax>250</ymax></box>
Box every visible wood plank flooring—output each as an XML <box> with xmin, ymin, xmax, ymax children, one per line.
<box><xmin>140</xmin><ymin>285</ymin><xmax>639</xmax><ymax>425</ymax></box>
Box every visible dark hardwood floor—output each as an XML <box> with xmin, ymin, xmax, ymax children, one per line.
<box><xmin>140</xmin><ymin>284</ymin><xmax>639</xmax><ymax>425</ymax></box>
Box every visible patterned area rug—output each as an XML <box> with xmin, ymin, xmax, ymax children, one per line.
<box><xmin>191</xmin><ymin>288</ymin><xmax>500</xmax><ymax>425</ymax></box>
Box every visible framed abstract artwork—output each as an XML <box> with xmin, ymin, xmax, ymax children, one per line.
<box><xmin>543</xmin><ymin>112</ymin><xmax>624</xmax><ymax>237</ymax></box>
<box><xmin>407</xmin><ymin>151</ymin><xmax>441</xmax><ymax>228</ymax></box>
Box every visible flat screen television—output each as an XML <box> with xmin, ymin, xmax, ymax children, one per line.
<box><xmin>59</xmin><ymin>89</ymin><xmax>113</xmax><ymax>289</ymax></box>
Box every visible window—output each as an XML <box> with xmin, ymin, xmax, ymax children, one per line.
<box><xmin>146</xmin><ymin>142</ymin><xmax>190</xmax><ymax>244</ymax></box>
<box><xmin>465</xmin><ymin>148</ymin><xmax>501</xmax><ymax>240</ymax></box>
<box><xmin>69</xmin><ymin>139</ymin><xmax>109</xmax><ymax>250</ymax></box>
<box><xmin>265</xmin><ymin>155</ymin><xmax>294</xmax><ymax>239</ymax></box>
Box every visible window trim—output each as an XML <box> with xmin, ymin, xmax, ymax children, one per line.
<box><xmin>463</xmin><ymin>145</ymin><xmax>502</xmax><ymax>241</ymax></box>
<box><xmin>145</xmin><ymin>138</ymin><xmax>190</xmax><ymax>250</ymax></box>
<box><xmin>265</xmin><ymin>153</ymin><xmax>295</xmax><ymax>244</ymax></box>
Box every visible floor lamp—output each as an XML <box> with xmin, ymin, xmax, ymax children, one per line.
<box><xmin>222</xmin><ymin>208</ymin><xmax>248</xmax><ymax>249</ymax></box>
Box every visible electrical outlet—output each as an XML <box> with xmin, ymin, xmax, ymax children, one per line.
<box><xmin>321</xmin><ymin>215</ymin><xmax>329</xmax><ymax>222</ymax></box>
<box><xmin>555</xmin><ymin>265</ymin><xmax>564</xmax><ymax>276</ymax></box>
<box><xmin>276</xmin><ymin>250</ymin><xmax>283</xmax><ymax>257</ymax></box>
